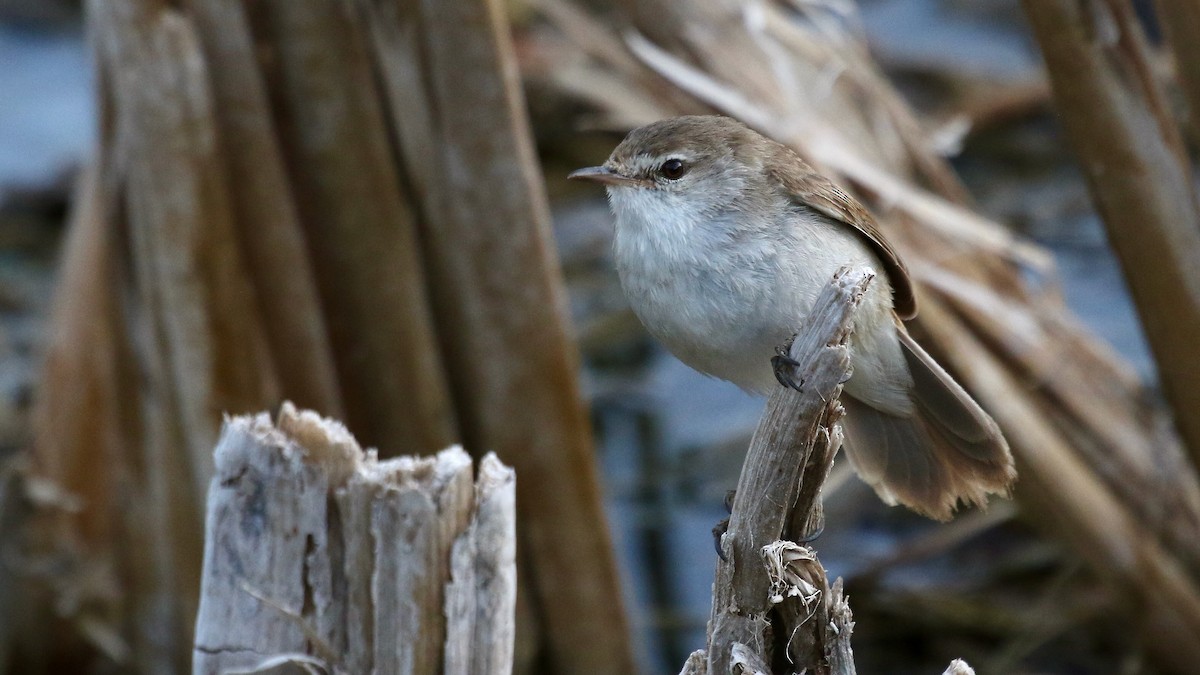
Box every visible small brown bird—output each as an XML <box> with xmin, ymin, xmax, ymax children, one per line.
<box><xmin>570</xmin><ymin>115</ymin><xmax>1015</xmax><ymax>520</ymax></box>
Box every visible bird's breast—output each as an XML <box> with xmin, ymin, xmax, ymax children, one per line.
<box><xmin>612</xmin><ymin>210</ymin><xmax>800</xmax><ymax>386</ymax></box>
<box><xmin>610</xmin><ymin>202</ymin><xmax>902</xmax><ymax>394</ymax></box>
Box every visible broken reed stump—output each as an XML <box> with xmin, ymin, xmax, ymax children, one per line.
<box><xmin>685</xmin><ymin>267</ymin><xmax>870</xmax><ymax>675</ymax></box>
<box><xmin>192</xmin><ymin>403</ymin><xmax>515</xmax><ymax>675</ymax></box>
<box><xmin>685</xmin><ymin>268</ymin><xmax>978</xmax><ymax>675</ymax></box>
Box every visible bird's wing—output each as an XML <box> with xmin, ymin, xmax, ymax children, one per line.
<box><xmin>768</xmin><ymin>153</ymin><xmax>917</xmax><ymax>319</ymax></box>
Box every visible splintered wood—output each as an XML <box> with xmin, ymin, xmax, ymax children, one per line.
<box><xmin>685</xmin><ymin>268</ymin><xmax>971</xmax><ymax>675</ymax></box>
<box><xmin>192</xmin><ymin>404</ymin><xmax>515</xmax><ymax>675</ymax></box>
<box><xmin>702</xmin><ymin>268</ymin><xmax>866</xmax><ymax>675</ymax></box>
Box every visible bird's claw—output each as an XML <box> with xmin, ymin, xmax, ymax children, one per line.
<box><xmin>712</xmin><ymin>490</ymin><xmax>736</xmax><ymax>561</ymax></box>
<box><xmin>772</xmin><ymin>353</ymin><xmax>804</xmax><ymax>391</ymax></box>
<box><xmin>712</xmin><ymin>518</ymin><xmax>730</xmax><ymax>562</ymax></box>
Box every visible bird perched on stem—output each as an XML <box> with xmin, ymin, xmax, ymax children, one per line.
<box><xmin>570</xmin><ymin>115</ymin><xmax>1015</xmax><ymax>520</ymax></box>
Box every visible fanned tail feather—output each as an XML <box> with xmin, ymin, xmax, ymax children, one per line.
<box><xmin>841</xmin><ymin>331</ymin><xmax>1015</xmax><ymax>520</ymax></box>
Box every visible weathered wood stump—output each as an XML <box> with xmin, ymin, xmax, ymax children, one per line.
<box><xmin>687</xmin><ymin>267</ymin><xmax>866</xmax><ymax>675</ymax></box>
<box><xmin>192</xmin><ymin>403</ymin><xmax>515</xmax><ymax>675</ymax></box>
<box><xmin>683</xmin><ymin>268</ymin><xmax>976</xmax><ymax>675</ymax></box>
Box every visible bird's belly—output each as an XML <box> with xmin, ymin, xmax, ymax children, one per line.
<box><xmin>624</xmin><ymin>257</ymin><xmax>908</xmax><ymax>400</ymax></box>
<box><xmin>613</xmin><ymin>206</ymin><xmax>901</xmax><ymax>395</ymax></box>
<box><xmin>626</xmin><ymin>271</ymin><xmax>803</xmax><ymax>392</ymax></box>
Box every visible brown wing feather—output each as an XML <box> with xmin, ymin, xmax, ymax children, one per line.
<box><xmin>767</xmin><ymin>149</ymin><xmax>917</xmax><ymax>319</ymax></box>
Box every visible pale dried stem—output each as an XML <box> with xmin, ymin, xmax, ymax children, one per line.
<box><xmin>1021</xmin><ymin>0</ymin><xmax>1200</xmax><ymax>468</ymax></box>
<box><xmin>702</xmin><ymin>267</ymin><xmax>870</xmax><ymax>674</ymax></box>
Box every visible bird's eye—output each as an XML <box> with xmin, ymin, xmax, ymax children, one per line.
<box><xmin>659</xmin><ymin>159</ymin><xmax>687</xmax><ymax>180</ymax></box>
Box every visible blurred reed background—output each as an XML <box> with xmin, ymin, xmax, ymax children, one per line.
<box><xmin>1</xmin><ymin>0</ymin><xmax>1200</xmax><ymax>673</ymax></box>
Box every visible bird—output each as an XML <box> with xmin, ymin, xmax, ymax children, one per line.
<box><xmin>569</xmin><ymin>115</ymin><xmax>1015</xmax><ymax>520</ymax></box>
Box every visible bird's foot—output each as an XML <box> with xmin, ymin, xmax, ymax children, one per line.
<box><xmin>712</xmin><ymin>518</ymin><xmax>729</xmax><ymax>562</ymax></box>
<box><xmin>712</xmin><ymin>490</ymin><xmax>737</xmax><ymax>562</ymax></box>
<box><xmin>772</xmin><ymin>348</ymin><xmax>804</xmax><ymax>391</ymax></box>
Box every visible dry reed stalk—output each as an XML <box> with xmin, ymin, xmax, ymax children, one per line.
<box><xmin>357</xmin><ymin>0</ymin><xmax>635</xmax><ymax>669</ymax></box>
<box><xmin>25</xmin><ymin>163</ymin><xmax>134</xmax><ymax>667</ymax></box>
<box><xmin>252</xmin><ymin>0</ymin><xmax>459</xmax><ymax>455</ymax></box>
<box><xmin>93</xmin><ymin>0</ymin><xmax>279</xmax><ymax>502</ymax></box>
<box><xmin>90</xmin><ymin>4</ymin><xmax>284</xmax><ymax>669</ymax></box>
<box><xmin>184</xmin><ymin>0</ymin><xmax>344</xmax><ymax>417</ymax></box>
<box><xmin>20</xmin><ymin>1</ymin><xmax>280</xmax><ymax>669</ymax></box>
<box><xmin>1021</xmin><ymin>0</ymin><xmax>1200</xmax><ymax>466</ymax></box>
<box><xmin>1156</xmin><ymin>0</ymin><xmax>1200</xmax><ymax>143</ymax></box>
<box><xmin>354</xmin><ymin>1</ymin><xmax>590</xmax><ymax>657</ymax></box>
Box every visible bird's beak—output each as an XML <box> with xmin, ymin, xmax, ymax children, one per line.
<box><xmin>568</xmin><ymin>165</ymin><xmax>646</xmax><ymax>187</ymax></box>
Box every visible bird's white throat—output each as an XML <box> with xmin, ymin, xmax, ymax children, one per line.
<box><xmin>606</xmin><ymin>183</ymin><xmax>800</xmax><ymax>391</ymax></box>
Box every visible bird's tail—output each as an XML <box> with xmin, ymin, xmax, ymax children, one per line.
<box><xmin>840</xmin><ymin>330</ymin><xmax>1015</xmax><ymax>520</ymax></box>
